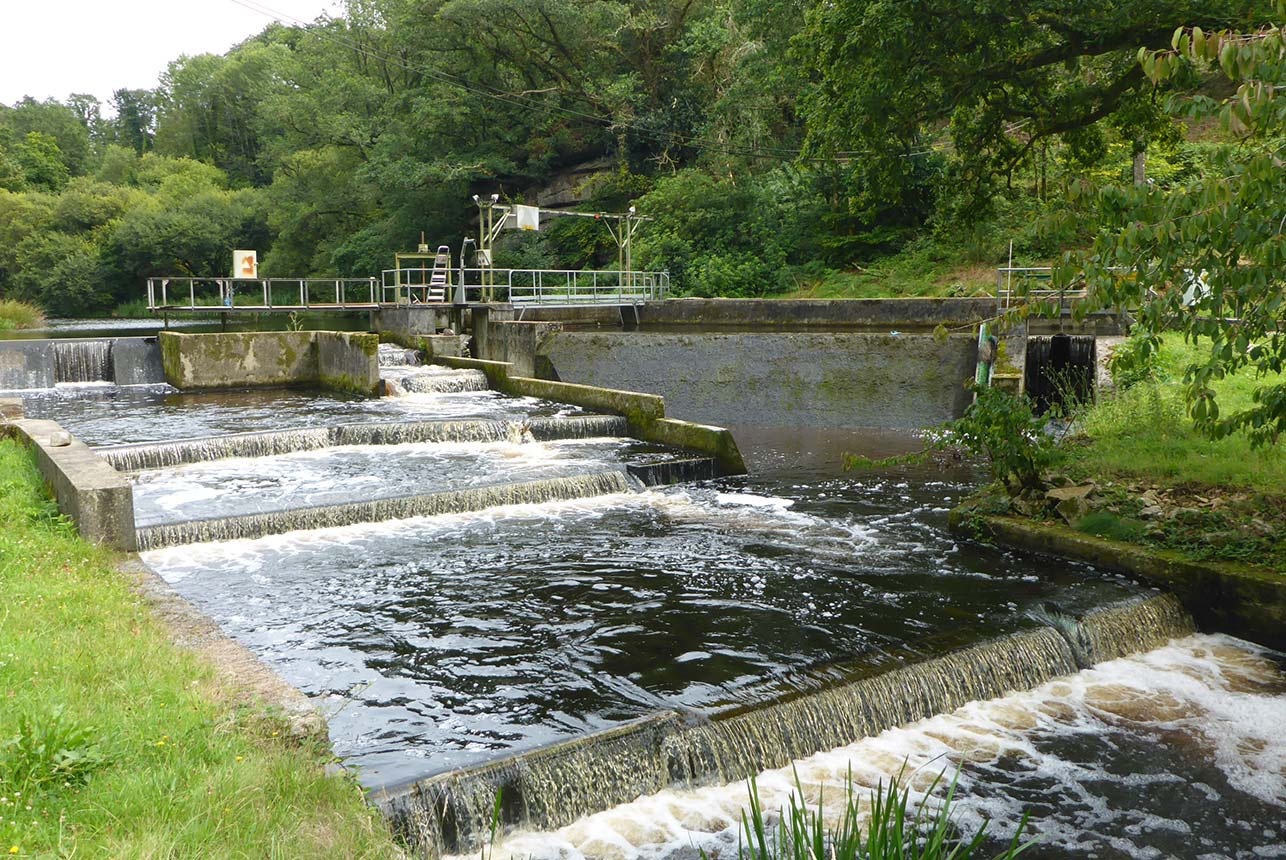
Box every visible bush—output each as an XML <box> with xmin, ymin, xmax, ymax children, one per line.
<box><xmin>0</xmin><ymin>299</ymin><xmax>45</xmax><ymax>330</ymax></box>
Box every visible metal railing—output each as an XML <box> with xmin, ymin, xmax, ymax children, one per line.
<box><xmin>149</xmin><ymin>269</ymin><xmax>669</xmax><ymax>312</ymax></box>
<box><xmin>148</xmin><ymin>277</ymin><xmax>380</xmax><ymax>311</ymax></box>
<box><xmin>379</xmin><ymin>268</ymin><xmax>670</xmax><ymax>306</ymax></box>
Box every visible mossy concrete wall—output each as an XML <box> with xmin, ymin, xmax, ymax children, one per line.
<box><xmin>6</xmin><ymin>418</ymin><xmax>137</xmax><ymax>551</ymax></box>
<box><xmin>540</xmin><ymin>331</ymin><xmax>978</xmax><ymax>429</ymax></box>
<box><xmin>160</xmin><ymin>331</ymin><xmax>378</xmax><ymax>394</ymax></box>
<box><xmin>953</xmin><ymin>512</ymin><xmax>1286</xmax><ymax>651</ymax></box>
<box><xmin>317</xmin><ymin>332</ymin><xmax>379</xmax><ymax>395</ymax></box>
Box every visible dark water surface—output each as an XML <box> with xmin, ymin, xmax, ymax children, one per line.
<box><xmin>141</xmin><ymin>426</ymin><xmax>1148</xmax><ymax>788</ymax></box>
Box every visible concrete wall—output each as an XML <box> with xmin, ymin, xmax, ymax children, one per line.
<box><xmin>636</xmin><ymin>297</ymin><xmax>999</xmax><ymax>328</ymax></box>
<box><xmin>317</xmin><ymin>332</ymin><xmax>380</xmax><ymax>395</ymax></box>
<box><xmin>160</xmin><ymin>331</ymin><xmax>378</xmax><ymax>394</ymax></box>
<box><xmin>539</xmin><ymin>331</ymin><xmax>978</xmax><ymax>429</ymax></box>
<box><xmin>6</xmin><ymin>417</ymin><xmax>137</xmax><ymax>550</ymax></box>
<box><xmin>0</xmin><ymin>340</ymin><xmax>53</xmax><ymax>389</ymax></box>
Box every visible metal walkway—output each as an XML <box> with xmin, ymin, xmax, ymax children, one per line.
<box><xmin>147</xmin><ymin>268</ymin><xmax>669</xmax><ymax>313</ymax></box>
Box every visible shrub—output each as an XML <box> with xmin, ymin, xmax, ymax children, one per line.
<box><xmin>0</xmin><ymin>299</ymin><xmax>45</xmax><ymax>330</ymax></box>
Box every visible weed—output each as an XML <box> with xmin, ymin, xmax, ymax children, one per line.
<box><xmin>721</xmin><ymin>768</ymin><xmax>1033</xmax><ymax>860</ymax></box>
<box><xmin>0</xmin><ymin>707</ymin><xmax>109</xmax><ymax>793</ymax></box>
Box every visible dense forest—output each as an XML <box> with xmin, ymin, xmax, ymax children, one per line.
<box><xmin>0</xmin><ymin>0</ymin><xmax>1275</xmax><ymax>316</ymax></box>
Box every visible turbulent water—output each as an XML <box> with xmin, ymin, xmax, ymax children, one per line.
<box><xmin>128</xmin><ymin>437</ymin><xmax>666</xmax><ymax>526</ymax></box>
<box><xmin>474</xmin><ymin>634</ymin><xmax>1286</xmax><ymax>860</ymax></box>
<box><xmin>16</xmin><ymin>384</ymin><xmax>586</xmax><ymax>446</ymax></box>
<box><xmin>141</xmin><ymin>467</ymin><xmax>1153</xmax><ymax>787</ymax></box>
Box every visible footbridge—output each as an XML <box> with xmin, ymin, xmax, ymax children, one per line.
<box><xmin>145</xmin><ymin>267</ymin><xmax>669</xmax><ymax>314</ymax></box>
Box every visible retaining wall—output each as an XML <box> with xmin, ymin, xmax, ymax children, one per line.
<box><xmin>159</xmin><ymin>330</ymin><xmax>379</xmax><ymax>394</ymax></box>
<box><xmin>539</xmin><ymin>331</ymin><xmax>978</xmax><ymax>429</ymax></box>
<box><xmin>431</xmin><ymin>354</ymin><xmax>746</xmax><ymax>475</ymax></box>
<box><xmin>954</xmin><ymin>512</ymin><xmax>1286</xmax><ymax>652</ymax></box>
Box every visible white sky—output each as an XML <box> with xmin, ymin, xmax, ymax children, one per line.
<box><xmin>1</xmin><ymin>0</ymin><xmax>340</xmax><ymax>108</ymax></box>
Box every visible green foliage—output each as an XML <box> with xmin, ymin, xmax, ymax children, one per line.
<box><xmin>1067</xmin><ymin>18</ymin><xmax>1286</xmax><ymax>447</ymax></box>
<box><xmin>1074</xmin><ymin>511</ymin><xmax>1149</xmax><ymax>543</ymax></box>
<box><xmin>725</xmin><ymin>769</ymin><xmax>1032</xmax><ymax>860</ymax></box>
<box><xmin>848</xmin><ymin>386</ymin><xmax>1061</xmax><ymax>494</ymax></box>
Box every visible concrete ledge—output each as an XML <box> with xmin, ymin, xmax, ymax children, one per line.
<box><xmin>951</xmin><ymin>511</ymin><xmax>1286</xmax><ymax>651</ymax></box>
<box><xmin>634</xmin><ymin>418</ymin><xmax>746</xmax><ymax>476</ymax></box>
<box><xmin>429</xmin><ymin>356</ymin><xmax>747</xmax><ymax>475</ymax></box>
<box><xmin>637</xmin><ymin>297</ymin><xmax>1000</xmax><ymax>328</ymax></box>
<box><xmin>6</xmin><ymin>418</ymin><xmax>137</xmax><ymax>551</ymax></box>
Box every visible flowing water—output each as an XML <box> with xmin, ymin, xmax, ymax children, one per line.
<box><xmin>140</xmin><ymin>442</ymin><xmax>1157</xmax><ymax>789</ymax></box>
<box><xmin>16</xmin><ymin>384</ymin><xmax>586</xmax><ymax>446</ymax></box>
<box><xmin>16</xmin><ymin>360</ymin><xmax>1266</xmax><ymax>860</ymax></box>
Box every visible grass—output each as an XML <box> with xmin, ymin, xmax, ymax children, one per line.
<box><xmin>773</xmin><ymin>242</ymin><xmax>1006</xmax><ymax>300</ymax></box>
<box><xmin>726</xmin><ymin>769</ymin><xmax>1032</xmax><ymax>860</ymax></box>
<box><xmin>1067</xmin><ymin>334</ymin><xmax>1286</xmax><ymax>494</ymax></box>
<box><xmin>0</xmin><ymin>439</ymin><xmax>404</xmax><ymax>858</ymax></box>
<box><xmin>0</xmin><ymin>301</ymin><xmax>45</xmax><ymax>332</ymax></box>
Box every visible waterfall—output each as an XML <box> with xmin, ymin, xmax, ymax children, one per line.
<box><xmin>53</xmin><ymin>340</ymin><xmax>114</xmax><ymax>384</ymax></box>
<box><xmin>135</xmin><ymin>471</ymin><xmax>632</xmax><ymax>550</ymax></box>
<box><xmin>379</xmin><ymin>594</ymin><xmax>1199</xmax><ymax>857</ymax></box>
<box><xmin>398</xmin><ymin>370</ymin><xmax>490</xmax><ymax>394</ymax></box>
<box><xmin>1068</xmin><ymin>593</ymin><xmax>1194</xmax><ymax>666</ymax></box>
<box><xmin>378</xmin><ymin>344</ymin><xmax>423</xmax><ymax>367</ymax></box>
<box><xmin>98</xmin><ymin>416</ymin><xmax>631</xmax><ymax>472</ymax></box>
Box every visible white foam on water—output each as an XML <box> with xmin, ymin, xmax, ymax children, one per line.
<box><xmin>467</xmin><ymin>635</ymin><xmax>1286</xmax><ymax>860</ymax></box>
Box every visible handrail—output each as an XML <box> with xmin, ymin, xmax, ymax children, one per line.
<box><xmin>148</xmin><ymin>268</ymin><xmax>669</xmax><ymax>312</ymax></box>
<box><xmin>147</xmin><ymin>277</ymin><xmax>380</xmax><ymax>311</ymax></box>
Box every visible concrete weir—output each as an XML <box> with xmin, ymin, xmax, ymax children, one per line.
<box><xmin>136</xmin><ymin>471</ymin><xmax>632</xmax><ymax>550</ymax></box>
<box><xmin>378</xmin><ymin>594</ymin><xmax>1195</xmax><ymax>857</ymax></box>
<box><xmin>98</xmin><ymin>416</ymin><xmax>630</xmax><ymax>472</ymax></box>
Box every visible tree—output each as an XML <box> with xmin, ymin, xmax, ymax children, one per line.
<box><xmin>1064</xmin><ymin>11</ymin><xmax>1286</xmax><ymax>445</ymax></box>
<box><xmin>15</xmin><ymin>132</ymin><xmax>70</xmax><ymax>192</ymax></box>
<box><xmin>109</xmin><ymin>89</ymin><xmax>156</xmax><ymax>153</ymax></box>
<box><xmin>800</xmin><ymin>0</ymin><xmax>1267</xmax><ymax>218</ymax></box>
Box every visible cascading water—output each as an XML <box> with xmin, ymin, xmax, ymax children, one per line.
<box><xmin>135</xmin><ymin>471</ymin><xmax>632</xmax><ymax>550</ymax></box>
<box><xmin>52</xmin><ymin>340</ymin><xmax>114</xmax><ymax>384</ymax></box>
<box><xmin>379</xmin><ymin>344</ymin><xmax>423</xmax><ymax>367</ymax></box>
<box><xmin>383</xmin><ymin>595</ymin><xmax>1198</xmax><ymax>856</ymax></box>
<box><xmin>99</xmin><ymin>416</ymin><xmax>630</xmax><ymax>471</ymax></box>
<box><xmin>398</xmin><ymin>370</ymin><xmax>491</xmax><ymax>394</ymax></box>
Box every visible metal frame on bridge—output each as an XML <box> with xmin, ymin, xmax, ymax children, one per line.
<box><xmin>147</xmin><ymin>268</ymin><xmax>669</xmax><ymax>313</ymax></box>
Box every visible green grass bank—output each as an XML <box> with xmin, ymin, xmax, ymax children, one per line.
<box><xmin>0</xmin><ymin>439</ymin><xmax>403</xmax><ymax>858</ymax></box>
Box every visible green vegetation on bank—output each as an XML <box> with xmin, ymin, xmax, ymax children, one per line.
<box><xmin>0</xmin><ymin>300</ymin><xmax>43</xmax><ymax>331</ymax></box>
<box><xmin>1072</xmin><ymin>335</ymin><xmax>1286</xmax><ymax>493</ymax></box>
<box><xmin>0</xmin><ymin>439</ymin><xmax>402</xmax><ymax>858</ymax></box>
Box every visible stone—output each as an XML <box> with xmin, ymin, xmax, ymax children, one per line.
<box><xmin>1045</xmin><ymin>483</ymin><xmax>1094</xmax><ymax>502</ymax></box>
<box><xmin>1055</xmin><ymin>495</ymin><xmax>1091</xmax><ymax>526</ymax></box>
<box><xmin>48</xmin><ymin>430</ymin><xmax>72</xmax><ymax>447</ymax></box>
<box><xmin>1139</xmin><ymin>504</ymin><xmax>1164</xmax><ymax>519</ymax></box>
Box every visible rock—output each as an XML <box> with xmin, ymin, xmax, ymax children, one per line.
<box><xmin>1045</xmin><ymin>483</ymin><xmax>1094</xmax><ymax>502</ymax></box>
<box><xmin>1012</xmin><ymin>496</ymin><xmax>1048</xmax><ymax>518</ymax></box>
<box><xmin>1055</xmin><ymin>495</ymin><xmax>1091</xmax><ymax>526</ymax></box>
<box><xmin>1042</xmin><ymin>472</ymin><xmax>1074</xmax><ymax>489</ymax></box>
<box><xmin>47</xmin><ymin>430</ymin><xmax>72</xmax><ymax>447</ymax></box>
<box><xmin>1139</xmin><ymin>504</ymin><xmax>1164</xmax><ymax>519</ymax></box>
